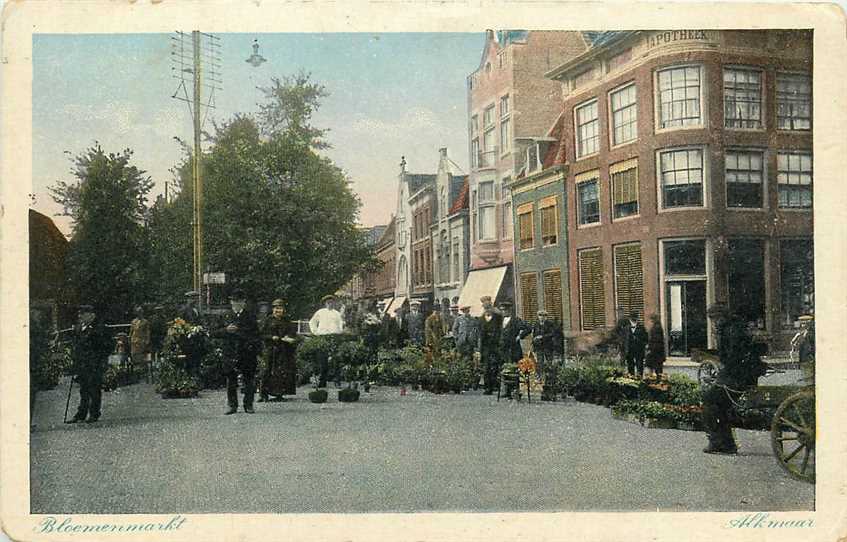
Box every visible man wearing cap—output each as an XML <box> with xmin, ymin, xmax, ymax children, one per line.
<box><xmin>406</xmin><ymin>301</ymin><xmax>425</xmax><ymax>346</ymax></box>
<box><xmin>309</xmin><ymin>295</ymin><xmax>344</xmax><ymax>387</ymax></box>
<box><xmin>478</xmin><ymin>306</ymin><xmax>503</xmax><ymax>394</ymax></box>
<box><xmin>259</xmin><ymin>299</ymin><xmax>299</xmax><ymax>402</ymax></box>
<box><xmin>179</xmin><ymin>291</ymin><xmax>201</xmax><ymax>324</ymax></box>
<box><xmin>701</xmin><ymin>303</ymin><xmax>768</xmax><ymax>454</ymax></box>
<box><xmin>66</xmin><ymin>305</ymin><xmax>112</xmax><ymax>424</ymax></box>
<box><xmin>532</xmin><ymin>309</ymin><xmax>562</xmax><ymax>399</ymax></box>
<box><xmin>214</xmin><ymin>289</ymin><xmax>261</xmax><ymax>414</ymax></box>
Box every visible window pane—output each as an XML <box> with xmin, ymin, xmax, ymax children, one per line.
<box><xmin>658</xmin><ymin>66</ymin><xmax>702</xmax><ymax>128</ymax></box>
<box><xmin>777</xmin><ymin>151</ymin><xmax>813</xmax><ymax>208</ymax></box>
<box><xmin>664</xmin><ymin>240</ymin><xmax>706</xmax><ymax>275</ymax></box>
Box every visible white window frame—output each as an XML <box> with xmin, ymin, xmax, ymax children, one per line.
<box><xmin>574</xmin><ymin>98</ymin><xmax>600</xmax><ymax>159</ymax></box>
<box><xmin>500</xmin><ymin>94</ymin><xmax>511</xmax><ymax>156</ymax></box>
<box><xmin>655</xmin><ymin>145</ymin><xmax>709</xmax><ymax>212</ymax></box>
<box><xmin>610</xmin><ymin>163</ymin><xmax>640</xmax><ymax>221</ymax></box>
<box><xmin>502</xmin><ymin>181</ymin><xmax>513</xmax><ymax>240</ymax></box>
<box><xmin>654</xmin><ymin>64</ymin><xmax>705</xmax><ymax>132</ymax></box>
<box><xmin>724</xmin><ymin>148</ymin><xmax>767</xmax><ymax>211</ymax></box>
<box><xmin>723</xmin><ymin>65</ymin><xmax>765</xmax><ymax>131</ymax></box>
<box><xmin>577</xmin><ymin>177</ymin><xmax>602</xmax><ymax>227</ymax></box>
<box><xmin>776</xmin><ymin>71</ymin><xmax>812</xmax><ymax>132</ymax></box>
<box><xmin>477</xmin><ymin>179</ymin><xmax>497</xmax><ymax>241</ymax></box>
<box><xmin>776</xmin><ymin>150</ymin><xmax>813</xmax><ymax>210</ymax></box>
<box><xmin>608</xmin><ymin>81</ymin><xmax>638</xmax><ymax>148</ymax></box>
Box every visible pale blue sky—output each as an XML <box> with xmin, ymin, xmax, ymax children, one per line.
<box><xmin>32</xmin><ymin>32</ymin><xmax>485</xmax><ymax>235</ymax></box>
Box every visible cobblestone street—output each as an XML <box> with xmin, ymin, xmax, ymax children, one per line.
<box><xmin>30</xmin><ymin>370</ymin><xmax>814</xmax><ymax>514</ymax></box>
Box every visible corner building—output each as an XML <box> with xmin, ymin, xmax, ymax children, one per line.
<box><xmin>545</xmin><ymin>30</ymin><xmax>813</xmax><ymax>354</ymax></box>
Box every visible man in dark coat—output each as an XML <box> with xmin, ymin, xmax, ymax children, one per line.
<box><xmin>702</xmin><ymin>304</ymin><xmax>768</xmax><ymax>454</ymax></box>
<box><xmin>406</xmin><ymin>301</ymin><xmax>425</xmax><ymax>346</ymax></box>
<box><xmin>499</xmin><ymin>301</ymin><xmax>530</xmax><ymax>364</ymax></box>
<box><xmin>214</xmin><ymin>290</ymin><xmax>261</xmax><ymax>414</ymax></box>
<box><xmin>66</xmin><ymin>305</ymin><xmax>113</xmax><ymax>424</ymax></box>
<box><xmin>478</xmin><ymin>307</ymin><xmax>503</xmax><ymax>395</ymax></box>
<box><xmin>178</xmin><ymin>291</ymin><xmax>201</xmax><ymax>324</ymax></box>
<box><xmin>259</xmin><ymin>299</ymin><xmax>299</xmax><ymax>402</ymax></box>
<box><xmin>621</xmin><ymin>311</ymin><xmax>648</xmax><ymax>378</ymax></box>
<box><xmin>531</xmin><ymin>309</ymin><xmax>562</xmax><ymax>399</ymax></box>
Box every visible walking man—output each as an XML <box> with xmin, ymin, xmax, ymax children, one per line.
<box><xmin>309</xmin><ymin>294</ymin><xmax>344</xmax><ymax>387</ymax></box>
<box><xmin>66</xmin><ymin>305</ymin><xmax>112</xmax><ymax>424</ymax></box>
<box><xmin>215</xmin><ymin>290</ymin><xmax>261</xmax><ymax>414</ymax></box>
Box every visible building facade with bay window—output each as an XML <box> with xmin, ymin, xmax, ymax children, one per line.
<box><xmin>544</xmin><ymin>29</ymin><xmax>813</xmax><ymax>354</ymax></box>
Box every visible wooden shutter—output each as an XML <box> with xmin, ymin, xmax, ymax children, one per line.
<box><xmin>578</xmin><ymin>248</ymin><xmax>606</xmax><ymax>330</ymax></box>
<box><xmin>518</xmin><ymin>205</ymin><xmax>534</xmax><ymax>250</ymax></box>
<box><xmin>520</xmin><ymin>273</ymin><xmax>539</xmax><ymax>323</ymax></box>
<box><xmin>539</xmin><ymin>196</ymin><xmax>558</xmax><ymax>245</ymax></box>
<box><xmin>543</xmin><ymin>269</ymin><xmax>563</xmax><ymax>322</ymax></box>
<box><xmin>612</xmin><ymin>167</ymin><xmax>638</xmax><ymax>205</ymax></box>
<box><xmin>614</xmin><ymin>243</ymin><xmax>644</xmax><ymax>321</ymax></box>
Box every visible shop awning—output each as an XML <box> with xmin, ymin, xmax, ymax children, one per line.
<box><xmin>379</xmin><ymin>297</ymin><xmax>395</xmax><ymax>315</ymax></box>
<box><xmin>386</xmin><ymin>296</ymin><xmax>407</xmax><ymax>315</ymax></box>
<box><xmin>457</xmin><ymin>266</ymin><xmax>509</xmax><ymax>316</ymax></box>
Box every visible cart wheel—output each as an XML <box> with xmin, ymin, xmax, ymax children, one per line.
<box><xmin>697</xmin><ymin>361</ymin><xmax>719</xmax><ymax>388</ymax></box>
<box><xmin>771</xmin><ymin>390</ymin><xmax>815</xmax><ymax>483</ymax></box>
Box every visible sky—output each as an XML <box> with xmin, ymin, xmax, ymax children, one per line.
<box><xmin>32</xmin><ymin>32</ymin><xmax>486</xmax><ymax>236</ymax></box>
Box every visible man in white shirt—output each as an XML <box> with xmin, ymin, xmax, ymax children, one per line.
<box><xmin>309</xmin><ymin>295</ymin><xmax>344</xmax><ymax>386</ymax></box>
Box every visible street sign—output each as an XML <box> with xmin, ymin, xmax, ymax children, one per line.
<box><xmin>203</xmin><ymin>272</ymin><xmax>226</xmax><ymax>284</ymax></box>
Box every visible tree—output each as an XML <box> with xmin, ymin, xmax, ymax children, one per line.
<box><xmin>149</xmin><ymin>74</ymin><xmax>376</xmax><ymax>318</ymax></box>
<box><xmin>50</xmin><ymin>146</ymin><xmax>153</xmax><ymax>322</ymax></box>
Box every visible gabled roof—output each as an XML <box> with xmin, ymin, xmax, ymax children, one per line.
<box><xmin>448</xmin><ymin>177</ymin><xmax>470</xmax><ymax>215</ymax></box>
<box><xmin>542</xmin><ymin>112</ymin><xmax>566</xmax><ymax>169</ymax></box>
<box><xmin>406</xmin><ymin>173</ymin><xmax>437</xmax><ymax>194</ymax></box>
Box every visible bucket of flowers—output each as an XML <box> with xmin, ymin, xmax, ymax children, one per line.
<box><xmin>517</xmin><ymin>355</ymin><xmax>538</xmax><ymax>401</ymax></box>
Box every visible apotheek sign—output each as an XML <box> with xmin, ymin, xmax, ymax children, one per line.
<box><xmin>644</xmin><ymin>30</ymin><xmax>713</xmax><ymax>49</ymax></box>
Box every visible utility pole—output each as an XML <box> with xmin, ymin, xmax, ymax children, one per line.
<box><xmin>171</xmin><ymin>31</ymin><xmax>221</xmax><ymax>312</ymax></box>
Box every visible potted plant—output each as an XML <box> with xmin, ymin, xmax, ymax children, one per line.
<box><xmin>335</xmin><ymin>340</ymin><xmax>369</xmax><ymax>402</ymax></box>
<box><xmin>308</xmin><ymin>376</ymin><xmax>328</xmax><ymax>403</ymax></box>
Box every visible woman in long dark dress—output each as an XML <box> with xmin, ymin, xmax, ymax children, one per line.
<box><xmin>259</xmin><ymin>299</ymin><xmax>299</xmax><ymax>401</ymax></box>
<box><xmin>645</xmin><ymin>314</ymin><xmax>666</xmax><ymax>376</ymax></box>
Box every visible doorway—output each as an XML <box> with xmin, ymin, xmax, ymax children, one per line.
<box><xmin>666</xmin><ymin>280</ymin><xmax>707</xmax><ymax>356</ymax></box>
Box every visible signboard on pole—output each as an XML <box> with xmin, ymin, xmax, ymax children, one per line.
<box><xmin>203</xmin><ymin>272</ymin><xmax>226</xmax><ymax>284</ymax></box>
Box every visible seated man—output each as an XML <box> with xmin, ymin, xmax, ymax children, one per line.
<box><xmin>701</xmin><ymin>303</ymin><xmax>768</xmax><ymax>455</ymax></box>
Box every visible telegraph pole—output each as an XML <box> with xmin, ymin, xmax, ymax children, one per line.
<box><xmin>171</xmin><ymin>31</ymin><xmax>221</xmax><ymax>312</ymax></box>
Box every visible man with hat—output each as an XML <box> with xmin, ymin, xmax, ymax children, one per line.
<box><xmin>792</xmin><ymin>315</ymin><xmax>815</xmax><ymax>365</ymax></box>
<box><xmin>214</xmin><ymin>289</ymin><xmax>261</xmax><ymax>414</ymax></box>
<box><xmin>452</xmin><ymin>305</ymin><xmax>479</xmax><ymax>387</ymax></box>
<box><xmin>425</xmin><ymin>304</ymin><xmax>445</xmax><ymax>359</ymax></box>
<box><xmin>478</xmin><ymin>305</ymin><xmax>503</xmax><ymax>394</ymax></box>
<box><xmin>178</xmin><ymin>291</ymin><xmax>201</xmax><ymax>324</ymax></box>
<box><xmin>701</xmin><ymin>303</ymin><xmax>768</xmax><ymax>454</ymax></box>
<box><xmin>620</xmin><ymin>310</ymin><xmax>648</xmax><ymax>378</ymax></box>
<box><xmin>499</xmin><ymin>301</ymin><xmax>530</xmax><ymax>399</ymax></box>
<box><xmin>66</xmin><ymin>304</ymin><xmax>112</xmax><ymax>424</ymax></box>
<box><xmin>531</xmin><ymin>309</ymin><xmax>563</xmax><ymax>400</ymax></box>
<box><xmin>259</xmin><ymin>299</ymin><xmax>299</xmax><ymax>402</ymax></box>
<box><xmin>309</xmin><ymin>294</ymin><xmax>344</xmax><ymax>387</ymax></box>
<box><xmin>406</xmin><ymin>300</ymin><xmax>425</xmax><ymax>346</ymax></box>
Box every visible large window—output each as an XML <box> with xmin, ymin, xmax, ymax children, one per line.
<box><xmin>610</xmin><ymin>83</ymin><xmax>637</xmax><ymax>146</ymax></box>
<box><xmin>519</xmin><ymin>273</ymin><xmax>539</xmax><ymax>323</ymax></box>
<box><xmin>777</xmin><ymin>73</ymin><xmax>811</xmax><ymax>130</ymax></box>
<box><xmin>577</xmin><ymin>176</ymin><xmax>600</xmax><ymax>225</ymax></box>
<box><xmin>502</xmin><ymin>182</ymin><xmax>513</xmax><ymax>239</ymax></box>
<box><xmin>727</xmin><ymin>239</ymin><xmax>765</xmax><ymax>328</ymax></box>
<box><xmin>575</xmin><ymin>100</ymin><xmax>599</xmax><ymax>158</ymax></box>
<box><xmin>664</xmin><ymin>239</ymin><xmax>706</xmax><ymax>275</ymax></box>
<box><xmin>614</xmin><ymin>243</ymin><xmax>644</xmax><ymax>322</ymax></box>
<box><xmin>517</xmin><ymin>203</ymin><xmax>534</xmax><ymax>250</ymax></box>
<box><xmin>451</xmin><ymin>237</ymin><xmax>460</xmax><ymax>282</ymax></box>
<box><xmin>470</xmin><ymin>115</ymin><xmax>479</xmax><ymax>168</ymax></box>
<box><xmin>539</xmin><ymin>196</ymin><xmax>558</xmax><ymax>246</ymax></box>
<box><xmin>482</xmin><ymin>105</ymin><xmax>496</xmax><ymax>166</ymax></box>
<box><xmin>476</xmin><ymin>181</ymin><xmax>496</xmax><ymax>241</ymax></box>
<box><xmin>777</xmin><ymin>151</ymin><xmax>813</xmax><ymax>209</ymax></box>
<box><xmin>725</xmin><ymin>150</ymin><xmax>764</xmax><ymax>208</ymax></box>
<box><xmin>542</xmin><ymin>269</ymin><xmax>563</xmax><ymax>323</ymax></box>
<box><xmin>780</xmin><ymin>239</ymin><xmax>814</xmax><ymax>327</ymax></box>
<box><xmin>657</xmin><ymin>65</ymin><xmax>702</xmax><ymax>129</ymax></box>
<box><xmin>611</xmin><ymin>160</ymin><xmax>638</xmax><ymax>219</ymax></box>
<box><xmin>724</xmin><ymin>67</ymin><xmax>763</xmax><ymax>129</ymax></box>
<box><xmin>658</xmin><ymin>148</ymin><xmax>704</xmax><ymax>208</ymax></box>
<box><xmin>500</xmin><ymin>95</ymin><xmax>511</xmax><ymax>153</ymax></box>
<box><xmin>579</xmin><ymin>248</ymin><xmax>606</xmax><ymax>330</ymax></box>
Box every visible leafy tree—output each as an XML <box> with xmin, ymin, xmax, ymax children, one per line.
<box><xmin>50</xmin><ymin>146</ymin><xmax>154</xmax><ymax>322</ymax></box>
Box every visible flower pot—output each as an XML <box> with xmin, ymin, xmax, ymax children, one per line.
<box><xmin>308</xmin><ymin>389</ymin><xmax>328</xmax><ymax>403</ymax></box>
<box><xmin>338</xmin><ymin>388</ymin><xmax>360</xmax><ymax>402</ymax></box>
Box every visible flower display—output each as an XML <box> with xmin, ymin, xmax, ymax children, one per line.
<box><xmin>517</xmin><ymin>356</ymin><xmax>537</xmax><ymax>376</ymax></box>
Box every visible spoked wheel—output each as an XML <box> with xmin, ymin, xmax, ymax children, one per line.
<box><xmin>697</xmin><ymin>361</ymin><xmax>719</xmax><ymax>388</ymax></box>
<box><xmin>771</xmin><ymin>390</ymin><xmax>815</xmax><ymax>483</ymax></box>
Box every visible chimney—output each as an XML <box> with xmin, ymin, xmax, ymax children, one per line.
<box><xmin>400</xmin><ymin>156</ymin><xmax>406</xmax><ymax>173</ymax></box>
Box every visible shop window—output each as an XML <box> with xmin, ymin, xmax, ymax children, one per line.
<box><xmin>543</xmin><ymin>269</ymin><xmax>563</xmax><ymax>323</ymax></box>
<box><xmin>577</xmin><ymin>178</ymin><xmax>600</xmax><ymax>225</ymax></box>
<box><xmin>727</xmin><ymin>239</ymin><xmax>766</xmax><ymax>328</ymax></box>
<box><xmin>724</xmin><ymin>67</ymin><xmax>763</xmax><ymax>129</ymax></box>
<box><xmin>610</xmin><ymin>83</ymin><xmax>637</xmax><ymax>146</ymax></box>
<box><xmin>725</xmin><ymin>150</ymin><xmax>764</xmax><ymax>208</ymax></box>
<box><xmin>575</xmin><ymin>99</ymin><xmax>600</xmax><ymax>158</ymax></box>
<box><xmin>611</xmin><ymin>161</ymin><xmax>638</xmax><ymax>218</ymax></box>
<box><xmin>614</xmin><ymin>243</ymin><xmax>644</xmax><ymax>322</ymax></box>
<box><xmin>777</xmin><ymin>151</ymin><xmax>813</xmax><ymax>209</ymax></box>
<box><xmin>777</xmin><ymin>73</ymin><xmax>811</xmax><ymax>130</ymax></box>
<box><xmin>517</xmin><ymin>203</ymin><xmax>534</xmax><ymax>250</ymax></box>
<box><xmin>658</xmin><ymin>147</ymin><xmax>704</xmax><ymax>209</ymax></box>
<box><xmin>664</xmin><ymin>239</ymin><xmax>706</xmax><ymax>276</ymax></box>
<box><xmin>780</xmin><ymin>239</ymin><xmax>814</xmax><ymax>327</ymax></box>
<box><xmin>657</xmin><ymin>65</ymin><xmax>702</xmax><ymax>129</ymax></box>
<box><xmin>539</xmin><ymin>196</ymin><xmax>558</xmax><ymax>246</ymax></box>
<box><xmin>520</xmin><ymin>272</ymin><xmax>539</xmax><ymax>323</ymax></box>
<box><xmin>579</xmin><ymin>248</ymin><xmax>606</xmax><ymax>330</ymax></box>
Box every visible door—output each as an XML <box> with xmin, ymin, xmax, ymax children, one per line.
<box><xmin>666</xmin><ymin>280</ymin><xmax>707</xmax><ymax>356</ymax></box>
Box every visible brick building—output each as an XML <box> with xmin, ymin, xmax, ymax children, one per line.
<box><xmin>373</xmin><ymin>217</ymin><xmax>396</xmax><ymax>308</ymax></box>
<box><xmin>431</xmin><ymin>147</ymin><xmax>470</xmax><ymax>309</ymax></box>
<box><xmin>461</xmin><ymin>30</ymin><xmax>587</xmax><ymax>315</ymax></box>
<box><xmin>541</xmin><ymin>29</ymin><xmax>813</xmax><ymax>354</ymax></box>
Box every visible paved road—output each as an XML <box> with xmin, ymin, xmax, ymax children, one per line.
<box><xmin>30</xmin><ymin>374</ymin><xmax>813</xmax><ymax>514</ymax></box>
